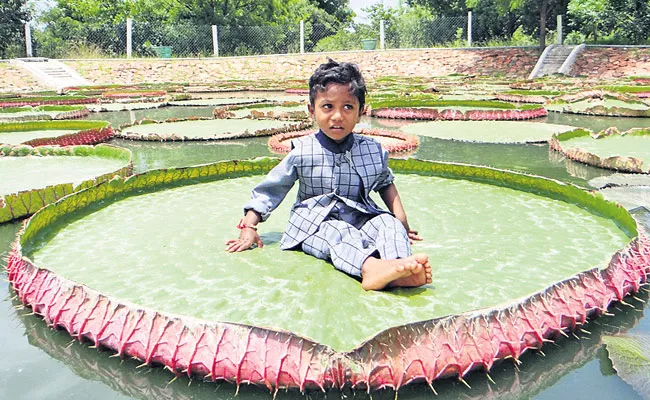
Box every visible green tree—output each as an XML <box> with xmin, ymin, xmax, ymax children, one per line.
<box><xmin>407</xmin><ymin>0</ymin><xmax>467</xmax><ymax>16</ymax></box>
<box><xmin>567</xmin><ymin>0</ymin><xmax>608</xmax><ymax>42</ymax></box>
<box><xmin>0</xmin><ymin>0</ymin><xmax>31</xmax><ymax>58</ymax></box>
<box><xmin>469</xmin><ymin>0</ymin><xmax>569</xmax><ymax>49</ymax></box>
<box><xmin>309</xmin><ymin>0</ymin><xmax>352</xmax><ymax>24</ymax></box>
<box><xmin>607</xmin><ymin>0</ymin><xmax>650</xmax><ymax>43</ymax></box>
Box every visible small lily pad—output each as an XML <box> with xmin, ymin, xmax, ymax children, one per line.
<box><xmin>401</xmin><ymin>121</ymin><xmax>574</xmax><ymax>143</ymax></box>
<box><xmin>603</xmin><ymin>333</ymin><xmax>650</xmax><ymax>398</ymax></box>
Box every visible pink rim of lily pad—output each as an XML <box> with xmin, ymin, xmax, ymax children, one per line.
<box><xmin>21</xmin><ymin>126</ymin><xmax>115</xmax><ymax>147</ymax></box>
<box><xmin>268</xmin><ymin>128</ymin><xmax>419</xmax><ymax>155</ymax></box>
<box><xmin>0</xmin><ymin>98</ymin><xmax>99</xmax><ymax>107</ymax></box>
<box><xmin>371</xmin><ymin>107</ymin><xmax>547</xmax><ymax>121</ymax></box>
<box><xmin>5</xmin><ymin>159</ymin><xmax>650</xmax><ymax>394</ymax></box>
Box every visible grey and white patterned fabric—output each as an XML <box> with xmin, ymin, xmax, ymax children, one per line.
<box><xmin>301</xmin><ymin>214</ymin><xmax>410</xmax><ymax>277</ymax></box>
<box><xmin>244</xmin><ymin>130</ymin><xmax>409</xmax><ymax>274</ymax></box>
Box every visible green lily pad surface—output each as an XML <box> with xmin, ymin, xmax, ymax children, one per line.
<box><xmin>0</xmin><ymin>156</ymin><xmax>127</xmax><ymax>197</ymax></box>
<box><xmin>547</xmin><ymin>98</ymin><xmax>650</xmax><ymax>112</ymax></box>
<box><xmin>0</xmin><ymin>130</ymin><xmax>80</xmax><ymax>145</ymax></box>
<box><xmin>401</xmin><ymin>121</ymin><xmax>575</xmax><ymax>143</ymax></box>
<box><xmin>603</xmin><ymin>334</ymin><xmax>650</xmax><ymax>398</ymax></box>
<box><xmin>30</xmin><ymin>173</ymin><xmax>629</xmax><ymax>351</ymax></box>
<box><xmin>120</xmin><ymin>119</ymin><xmax>303</xmax><ymax>140</ymax></box>
<box><xmin>562</xmin><ymin>135</ymin><xmax>650</xmax><ymax>171</ymax></box>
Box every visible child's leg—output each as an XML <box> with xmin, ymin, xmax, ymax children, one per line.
<box><xmin>301</xmin><ymin>220</ymin><xmax>376</xmax><ymax>277</ymax></box>
<box><xmin>359</xmin><ymin>214</ymin><xmax>432</xmax><ymax>290</ymax></box>
<box><xmin>359</xmin><ymin>214</ymin><xmax>410</xmax><ymax>259</ymax></box>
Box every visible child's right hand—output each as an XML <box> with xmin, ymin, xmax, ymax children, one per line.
<box><xmin>225</xmin><ymin>228</ymin><xmax>264</xmax><ymax>252</ymax></box>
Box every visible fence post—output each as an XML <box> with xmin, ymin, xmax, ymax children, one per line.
<box><xmin>380</xmin><ymin>20</ymin><xmax>385</xmax><ymax>50</ymax></box>
<box><xmin>467</xmin><ymin>10</ymin><xmax>472</xmax><ymax>47</ymax></box>
<box><xmin>126</xmin><ymin>18</ymin><xmax>132</xmax><ymax>58</ymax></box>
<box><xmin>24</xmin><ymin>23</ymin><xmax>33</xmax><ymax>57</ymax></box>
<box><xmin>557</xmin><ymin>15</ymin><xmax>563</xmax><ymax>44</ymax></box>
<box><xmin>300</xmin><ymin>20</ymin><xmax>305</xmax><ymax>54</ymax></box>
<box><xmin>212</xmin><ymin>25</ymin><xmax>219</xmax><ymax>57</ymax></box>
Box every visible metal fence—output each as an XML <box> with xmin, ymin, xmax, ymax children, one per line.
<box><xmin>5</xmin><ymin>10</ymin><xmax>650</xmax><ymax>60</ymax></box>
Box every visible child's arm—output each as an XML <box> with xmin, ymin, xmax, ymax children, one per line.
<box><xmin>225</xmin><ymin>152</ymin><xmax>298</xmax><ymax>252</ymax></box>
<box><xmin>226</xmin><ymin>210</ymin><xmax>263</xmax><ymax>252</ymax></box>
<box><xmin>379</xmin><ymin>183</ymin><xmax>422</xmax><ymax>242</ymax></box>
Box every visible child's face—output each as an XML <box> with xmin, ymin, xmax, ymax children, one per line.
<box><xmin>308</xmin><ymin>83</ymin><xmax>363</xmax><ymax>143</ymax></box>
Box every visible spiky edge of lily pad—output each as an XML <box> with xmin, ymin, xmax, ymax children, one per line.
<box><xmin>0</xmin><ymin>144</ymin><xmax>132</xmax><ymax>223</ymax></box>
<box><xmin>6</xmin><ymin>158</ymin><xmax>648</xmax><ymax>393</ymax></box>
<box><xmin>493</xmin><ymin>93</ymin><xmax>549</xmax><ymax>104</ymax></box>
<box><xmin>14</xmin><ymin>286</ymin><xmax>621</xmax><ymax>400</ymax></box>
<box><xmin>116</xmin><ymin>118</ymin><xmax>314</xmax><ymax>142</ymax></box>
<box><xmin>0</xmin><ymin>120</ymin><xmax>113</xmax><ymax>147</ymax></box>
<box><xmin>268</xmin><ymin>129</ymin><xmax>419</xmax><ymax>155</ymax></box>
<box><xmin>550</xmin><ymin>128</ymin><xmax>650</xmax><ymax>173</ymax></box>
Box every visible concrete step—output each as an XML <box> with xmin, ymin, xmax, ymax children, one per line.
<box><xmin>11</xmin><ymin>58</ymin><xmax>90</xmax><ymax>90</ymax></box>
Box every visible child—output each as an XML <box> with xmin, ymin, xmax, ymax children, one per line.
<box><xmin>226</xmin><ymin>59</ymin><xmax>431</xmax><ymax>291</ymax></box>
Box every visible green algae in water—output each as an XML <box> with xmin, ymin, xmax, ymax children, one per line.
<box><xmin>29</xmin><ymin>174</ymin><xmax>630</xmax><ymax>352</ymax></box>
<box><xmin>0</xmin><ymin>130</ymin><xmax>79</xmax><ymax>145</ymax></box>
<box><xmin>562</xmin><ymin>135</ymin><xmax>650</xmax><ymax>170</ymax></box>
<box><xmin>0</xmin><ymin>156</ymin><xmax>127</xmax><ymax>197</ymax></box>
<box><xmin>402</xmin><ymin>121</ymin><xmax>574</xmax><ymax>143</ymax></box>
<box><xmin>122</xmin><ymin>119</ymin><xmax>299</xmax><ymax>139</ymax></box>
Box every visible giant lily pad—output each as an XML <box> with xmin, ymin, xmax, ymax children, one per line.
<box><xmin>117</xmin><ymin>118</ymin><xmax>311</xmax><ymax>141</ymax></box>
<box><xmin>603</xmin><ymin>334</ymin><xmax>650</xmax><ymax>398</ymax></box>
<box><xmin>0</xmin><ymin>120</ymin><xmax>114</xmax><ymax>146</ymax></box>
<box><xmin>214</xmin><ymin>103</ymin><xmax>308</xmax><ymax>120</ymax></box>
<box><xmin>0</xmin><ymin>105</ymin><xmax>89</xmax><ymax>121</ymax></box>
<box><xmin>551</xmin><ymin>129</ymin><xmax>650</xmax><ymax>173</ymax></box>
<box><xmin>547</xmin><ymin>92</ymin><xmax>650</xmax><ymax>117</ymax></box>
<box><xmin>86</xmin><ymin>102</ymin><xmax>166</xmax><ymax>112</ymax></box>
<box><xmin>168</xmin><ymin>98</ymin><xmax>267</xmax><ymax>107</ymax></box>
<box><xmin>28</xmin><ymin>171</ymin><xmax>630</xmax><ymax>350</ymax></box>
<box><xmin>401</xmin><ymin>121</ymin><xmax>575</xmax><ymax>143</ymax></box>
<box><xmin>0</xmin><ymin>144</ymin><xmax>131</xmax><ymax>223</ymax></box>
<box><xmin>8</xmin><ymin>158</ymin><xmax>646</xmax><ymax>393</ymax></box>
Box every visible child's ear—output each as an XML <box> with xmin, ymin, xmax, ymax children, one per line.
<box><xmin>361</xmin><ymin>104</ymin><xmax>369</xmax><ymax>116</ymax></box>
<box><xmin>307</xmin><ymin>104</ymin><xmax>314</xmax><ymax>116</ymax></box>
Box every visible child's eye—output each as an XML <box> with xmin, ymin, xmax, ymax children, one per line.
<box><xmin>344</xmin><ymin>104</ymin><xmax>354</xmax><ymax>110</ymax></box>
<box><xmin>322</xmin><ymin>104</ymin><xmax>332</xmax><ymax>109</ymax></box>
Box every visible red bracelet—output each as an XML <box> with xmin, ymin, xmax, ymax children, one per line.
<box><xmin>237</xmin><ymin>218</ymin><xmax>258</xmax><ymax>231</ymax></box>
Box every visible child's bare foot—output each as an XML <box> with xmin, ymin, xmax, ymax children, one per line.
<box><xmin>361</xmin><ymin>253</ymin><xmax>432</xmax><ymax>291</ymax></box>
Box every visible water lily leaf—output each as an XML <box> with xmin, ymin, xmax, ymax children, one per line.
<box><xmin>603</xmin><ymin>333</ymin><xmax>650</xmax><ymax>399</ymax></box>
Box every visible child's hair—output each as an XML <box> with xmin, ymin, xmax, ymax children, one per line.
<box><xmin>309</xmin><ymin>58</ymin><xmax>367</xmax><ymax>111</ymax></box>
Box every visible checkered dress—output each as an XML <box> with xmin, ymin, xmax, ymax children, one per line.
<box><xmin>244</xmin><ymin>131</ymin><xmax>411</xmax><ymax>276</ymax></box>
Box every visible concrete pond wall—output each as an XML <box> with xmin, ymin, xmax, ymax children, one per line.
<box><xmin>1</xmin><ymin>46</ymin><xmax>650</xmax><ymax>92</ymax></box>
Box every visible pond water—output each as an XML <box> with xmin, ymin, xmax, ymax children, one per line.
<box><xmin>2</xmin><ymin>103</ymin><xmax>650</xmax><ymax>399</ymax></box>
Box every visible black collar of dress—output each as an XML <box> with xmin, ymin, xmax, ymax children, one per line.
<box><xmin>315</xmin><ymin>129</ymin><xmax>355</xmax><ymax>154</ymax></box>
